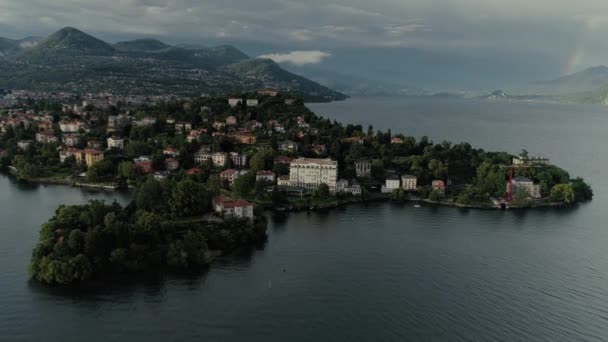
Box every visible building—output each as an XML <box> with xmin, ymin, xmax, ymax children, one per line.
<box><xmin>134</xmin><ymin>157</ymin><xmax>153</xmax><ymax>174</ymax></box>
<box><xmin>165</xmin><ymin>158</ymin><xmax>179</xmax><ymax>171</ymax></box>
<box><xmin>17</xmin><ymin>140</ymin><xmax>33</xmax><ymax>150</ymax></box>
<box><xmin>246</xmin><ymin>99</ymin><xmax>259</xmax><ymax>107</ymax></box>
<box><xmin>187</xmin><ymin>129</ymin><xmax>206</xmax><ymax>143</ymax></box>
<box><xmin>336</xmin><ymin>179</ymin><xmax>362</xmax><ymax>196</ymax></box>
<box><xmin>510</xmin><ymin>176</ymin><xmax>542</xmax><ymax>199</ymax></box>
<box><xmin>174</xmin><ymin>121</ymin><xmax>192</xmax><ymax>132</ymax></box>
<box><xmin>212</xmin><ymin>152</ymin><xmax>228</xmax><ymax>167</ymax></box>
<box><xmin>391</xmin><ymin>137</ymin><xmax>404</xmax><ymax>144</ymax></box>
<box><xmin>77</xmin><ymin>149</ymin><xmax>104</xmax><ymax>167</ymax></box>
<box><xmin>278</xmin><ymin>175</ymin><xmax>290</xmax><ymax>186</ymax></box>
<box><xmin>36</xmin><ymin>131</ymin><xmax>59</xmax><ymax>144</ymax></box>
<box><xmin>344</xmin><ymin>137</ymin><xmax>364</xmax><ymax>144</ymax></box>
<box><xmin>355</xmin><ymin>160</ymin><xmax>372</xmax><ymax>178</ymax></box>
<box><xmin>59</xmin><ymin>147</ymin><xmax>82</xmax><ymax>163</ymax></box>
<box><xmin>213</xmin><ymin>121</ymin><xmax>226</xmax><ymax>130</ymax></box>
<box><xmin>401</xmin><ymin>175</ymin><xmax>417</xmax><ymax>191</ymax></box>
<box><xmin>228</xmin><ymin>98</ymin><xmax>242</xmax><ymax>107</ymax></box>
<box><xmin>432</xmin><ymin>180</ymin><xmax>446</xmax><ymax>196</ymax></box>
<box><xmin>163</xmin><ymin>147</ymin><xmax>180</xmax><ymax>158</ymax></box>
<box><xmin>289</xmin><ymin>158</ymin><xmax>338</xmax><ymax>192</ymax></box>
<box><xmin>107</xmin><ymin>136</ymin><xmax>125</xmax><ymax>149</ymax></box>
<box><xmin>274</xmin><ymin>156</ymin><xmax>293</xmax><ymax>166</ymax></box>
<box><xmin>220</xmin><ymin>169</ymin><xmax>245</xmax><ymax>185</ymax></box>
<box><xmin>513</xmin><ymin>155</ymin><xmax>550</xmax><ymax>166</ymax></box>
<box><xmin>226</xmin><ymin>116</ymin><xmax>237</xmax><ymax>126</ymax></box>
<box><xmin>229</xmin><ymin>152</ymin><xmax>247</xmax><ymax>168</ymax></box>
<box><xmin>62</xmin><ymin>133</ymin><xmax>80</xmax><ymax>147</ymax></box>
<box><xmin>257</xmin><ymin>89</ymin><xmax>279</xmax><ymax>97</ymax></box>
<box><xmin>212</xmin><ymin>195</ymin><xmax>254</xmax><ymax>219</ymax></box>
<box><xmin>256</xmin><ymin>170</ymin><xmax>276</xmax><ymax>183</ymax></box>
<box><xmin>312</xmin><ymin>144</ymin><xmax>327</xmax><ymax>156</ymax></box>
<box><xmin>231</xmin><ymin>132</ymin><xmax>256</xmax><ymax>145</ymax></box>
<box><xmin>59</xmin><ymin>120</ymin><xmax>85</xmax><ymax>133</ymax></box>
<box><xmin>107</xmin><ymin>114</ymin><xmax>131</xmax><ymax>131</ymax></box>
<box><xmin>279</xmin><ymin>141</ymin><xmax>300</xmax><ymax>153</ymax></box>
<box><xmin>133</xmin><ymin>116</ymin><xmax>157</xmax><ymax>127</ymax></box>
<box><xmin>383</xmin><ymin>176</ymin><xmax>401</xmax><ymax>193</ymax></box>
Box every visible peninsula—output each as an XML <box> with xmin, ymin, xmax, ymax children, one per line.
<box><xmin>0</xmin><ymin>90</ymin><xmax>592</xmax><ymax>285</ymax></box>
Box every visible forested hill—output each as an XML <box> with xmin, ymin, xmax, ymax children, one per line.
<box><xmin>0</xmin><ymin>27</ymin><xmax>346</xmax><ymax>102</ymax></box>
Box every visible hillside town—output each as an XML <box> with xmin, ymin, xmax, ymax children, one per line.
<box><xmin>0</xmin><ymin>90</ymin><xmax>593</xmax><ymax>214</ymax></box>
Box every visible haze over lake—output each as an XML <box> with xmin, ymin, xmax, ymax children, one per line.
<box><xmin>2</xmin><ymin>97</ymin><xmax>608</xmax><ymax>341</ymax></box>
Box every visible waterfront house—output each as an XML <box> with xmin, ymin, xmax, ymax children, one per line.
<box><xmin>401</xmin><ymin>174</ymin><xmax>417</xmax><ymax>191</ymax></box>
<box><xmin>289</xmin><ymin>158</ymin><xmax>338</xmax><ymax>193</ymax></box>
<box><xmin>383</xmin><ymin>176</ymin><xmax>401</xmax><ymax>193</ymax></box>
<box><xmin>212</xmin><ymin>195</ymin><xmax>254</xmax><ymax>219</ymax></box>
<box><xmin>509</xmin><ymin>177</ymin><xmax>542</xmax><ymax>199</ymax></box>
<box><xmin>432</xmin><ymin>180</ymin><xmax>446</xmax><ymax>196</ymax></box>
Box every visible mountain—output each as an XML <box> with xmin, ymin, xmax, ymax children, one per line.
<box><xmin>0</xmin><ymin>27</ymin><xmax>345</xmax><ymax>101</ymax></box>
<box><xmin>114</xmin><ymin>38</ymin><xmax>171</xmax><ymax>52</ymax></box>
<box><xmin>18</xmin><ymin>27</ymin><xmax>115</xmax><ymax>62</ymax></box>
<box><xmin>226</xmin><ymin>59</ymin><xmax>346</xmax><ymax>99</ymax></box>
<box><xmin>0</xmin><ymin>36</ymin><xmax>41</xmax><ymax>58</ymax></box>
<box><xmin>518</xmin><ymin>66</ymin><xmax>608</xmax><ymax>96</ymax></box>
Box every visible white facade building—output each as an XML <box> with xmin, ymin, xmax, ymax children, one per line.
<box><xmin>289</xmin><ymin>158</ymin><xmax>338</xmax><ymax>192</ymax></box>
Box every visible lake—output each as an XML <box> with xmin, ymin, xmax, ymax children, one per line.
<box><xmin>2</xmin><ymin>97</ymin><xmax>608</xmax><ymax>341</ymax></box>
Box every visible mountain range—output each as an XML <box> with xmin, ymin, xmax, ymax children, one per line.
<box><xmin>0</xmin><ymin>27</ymin><xmax>346</xmax><ymax>101</ymax></box>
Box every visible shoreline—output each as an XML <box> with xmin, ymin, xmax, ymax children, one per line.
<box><xmin>5</xmin><ymin>172</ymin><xmax>569</xmax><ymax>211</ymax></box>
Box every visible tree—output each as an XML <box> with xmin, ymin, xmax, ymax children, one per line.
<box><xmin>250</xmin><ymin>149</ymin><xmax>274</xmax><ymax>171</ymax></box>
<box><xmin>511</xmin><ymin>188</ymin><xmax>531</xmax><ymax>207</ymax></box>
<box><xmin>233</xmin><ymin>171</ymin><xmax>256</xmax><ymax>196</ymax></box>
<box><xmin>549</xmin><ymin>184</ymin><xmax>576</xmax><ymax>204</ymax></box>
<box><xmin>571</xmin><ymin>178</ymin><xmax>593</xmax><ymax>202</ymax></box>
<box><xmin>316</xmin><ymin>183</ymin><xmax>331</xmax><ymax>199</ymax></box>
<box><xmin>429</xmin><ymin>189</ymin><xmax>442</xmax><ymax>202</ymax></box>
<box><xmin>169</xmin><ymin>179</ymin><xmax>209</xmax><ymax>217</ymax></box>
<box><xmin>118</xmin><ymin>161</ymin><xmax>136</xmax><ymax>180</ymax></box>
<box><xmin>134</xmin><ymin>177</ymin><xmax>165</xmax><ymax>212</ymax></box>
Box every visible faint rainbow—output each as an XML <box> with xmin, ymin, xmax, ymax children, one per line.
<box><xmin>563</xmin><ymin>19</ymin><xmax>594</xmax><ymax>75</ymax></box>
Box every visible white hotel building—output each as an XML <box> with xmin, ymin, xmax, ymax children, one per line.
<box><xmin>289</xmin><ymin>158</ymin><xmax>338</xmax><ymax>193</ymax></box>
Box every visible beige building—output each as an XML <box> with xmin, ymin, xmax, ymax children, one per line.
<box><xmin>75</xmin><ymin>149</ymin><xmax>104</xmax><ymax>167</ymax></box>
<box><xmin>510</xmin><ymin>177</ymin><xmax>542</xmax><ymax>199</ymax></box>
<box><xmin>401</xmin><ymin>174</ymin><xmax>417</xmax><ymax>190</ymax></box>
<box><xmin>289</xmin><ymin>158</ymin><xmax>338</xmax><ymax>192</ymax></box>
<box><xmin>107</xmin><ymin>136</ymin><xmax>125</xmax><ymax>149</ymax></box>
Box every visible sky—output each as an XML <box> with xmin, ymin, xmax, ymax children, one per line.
<box><xmin>2</xmin><ymin>0</ymin><xmax>608</xmax><ymax>89</ymax></box>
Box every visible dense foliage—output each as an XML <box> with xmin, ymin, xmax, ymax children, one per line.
<box><xmin>29</xmin><ymin>178</ymin><xmax>267</xmax><ymax>285</ymax></box>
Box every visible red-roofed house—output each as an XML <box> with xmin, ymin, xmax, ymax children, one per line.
<box><xmin>212</xmin><ymin>195</ymin><xmax>254</xmax><ymax>219</ymax></box>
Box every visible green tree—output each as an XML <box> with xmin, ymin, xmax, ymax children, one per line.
<box><xmin>169</xmin><ymin>179</ymin><xmax>209</xmax><ymax>217</ymax></box>
<box><xmin>233</xmin><ymin>171</ymin><xmax>256</xmax><ymax>196</ymax></box>
<box><xmin>316</xmin><ymin>183</ymin><xmax>331</xmax><ymax>199</ymax></box>
<box><xmin>118</xmin><ymin>161</ymin><xmax>136</xmax><ymax>180</ymax></box>
<box><xmin>511</xmin><ymin>188</ymin><xmax>531</xmax><ymax>207</ymax></box>
<box><xmin>549</xmin><ymin>184</ymin><xmax>576</xmax><ymax>204</ymax></box>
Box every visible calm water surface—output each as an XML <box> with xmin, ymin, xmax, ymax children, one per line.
<box><xmin>2</xmin><ymin>97</ymin><xmax>608</xmax><ymax>341</ymax></box>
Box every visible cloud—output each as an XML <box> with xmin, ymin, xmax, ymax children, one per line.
<box><xmin>258</xmin><ymin>51</ymin><xmax>332</xmax><ymax>65</ymax></box>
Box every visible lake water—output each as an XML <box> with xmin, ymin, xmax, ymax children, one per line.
<box><xmin>2</xmin><ymin>97</ymin><xmax>608</xmax><ymax>341</ymax></box>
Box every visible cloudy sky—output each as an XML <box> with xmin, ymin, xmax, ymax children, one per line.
<box><xmin>2</xmin><ymin>0</ymin><xmax>608</xmax><ymax>89</ymax></box>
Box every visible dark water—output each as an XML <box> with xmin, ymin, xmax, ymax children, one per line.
<box><xmin>2</xmin><ymin>97</ymin><xmax>608</xmax><ymax>341</ymax></box>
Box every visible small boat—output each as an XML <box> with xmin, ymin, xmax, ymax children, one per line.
<box><xmin>414</xmin><ymin>204</ymin><xmax>421</xmax><ymax>208</ymax></box>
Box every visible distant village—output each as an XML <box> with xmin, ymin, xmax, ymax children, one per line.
<box><xmin>0</xmin><ymin>88</ymin><xmax>592</xmax><ymax>216</ymax></box>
